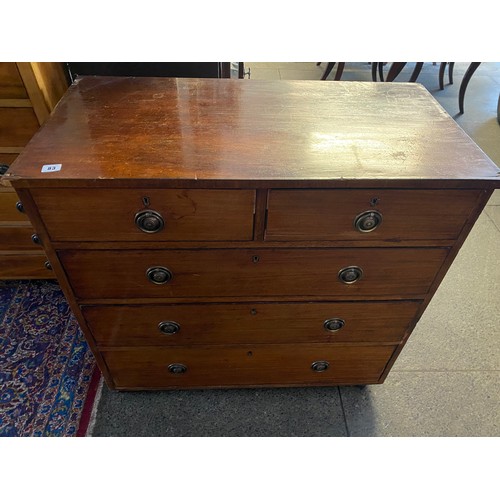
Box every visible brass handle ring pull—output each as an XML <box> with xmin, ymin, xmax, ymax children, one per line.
<box><xmin>146</xmin><ymin>266</ymin><xmax>173</xmax><ymax>285</ymax></box>
<box><xmin>338</xmin><ymin>266</ymin><xmax>363</xmax><ymax>284</ymax></box>
<box><xmin>135</xmin><ymin>209</ymin><xmax>165</xmax><ymax>233</ymax></box>
<box><xmin>324</xmin><ymin>318</ymin><xmax>345</xmax><ymax>332</ymax></box>
<box><xmin>158</xmin><ymin>321</ymin><xmax>180</xmax><ymax>335</ymax></box>
<box><xmin>311</xmin><ymin>361</ymin><xmax>329</xmax><ymax>372</ymax></box>
<box><xmin>354</xmin><ymin>210</ymin><xmax>382</xmax><ymax>232</ymax></box>
<box><xmin>168</xmin><ymin>363</ymin><xmax>187</xmax><ymax>374</ymax></box>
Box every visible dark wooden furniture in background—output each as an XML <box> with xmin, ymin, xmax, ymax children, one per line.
<box><xmin>375</xmin><ymin>62</ymin><xmax>480</xmax><ymax>113</ymax></box>
<box><xmin>7</xmin><ymin>77</ymin><xmax>500</xmax><ymax>390</ymax></box>
<box><xmin>65</xmin><ymin>62</ymin><xmax>237</xmax><ymax>81</ymax></box>
<box><xmin>319</xmin><ymin>62</ymin><xmax>481</xmax><ymax>114</ymax></box>
<box><xmin>0</xmin><ymin>62</ymin><xmax>68</xmax><ymax>279</ymax></box>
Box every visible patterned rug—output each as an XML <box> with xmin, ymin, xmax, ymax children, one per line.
<box><xmin>0</xmin><ymin>280</ymin><xmax>99</xmax><ymax>436</ymax></box>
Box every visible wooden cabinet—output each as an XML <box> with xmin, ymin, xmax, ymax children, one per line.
<box><xmin>0</xmin><ymin>62</ymin><xmax>68</xmax><ymax>279</ymax></box>
<box><xmin>7</xmin><ymin>77</ymin><xmax>500</xmax><ymax>390</ymax></box>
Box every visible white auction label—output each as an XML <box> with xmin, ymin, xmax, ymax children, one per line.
<box><xmin>41</xmin><ymin>164</ymin><xmax>62</xmax><ymax>173</ymax></box>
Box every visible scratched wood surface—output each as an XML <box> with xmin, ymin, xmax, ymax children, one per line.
<box><xmin>7</xmin><ymin>77</ymin><xmax>500</xmax><ymax>188</ymax></box>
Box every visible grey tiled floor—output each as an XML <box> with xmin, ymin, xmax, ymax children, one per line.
<box><xmin>91</xmin><ymin>62</ymin><xmax>500</xmax><ymax>437</ymax></box>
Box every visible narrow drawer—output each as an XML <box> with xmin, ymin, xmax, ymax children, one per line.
<box><xmin>0</xmin><ymin>226</ymin><xmax>38</xmax><ymax>251</ymax></box>
<box><xmin>102</xmin><ymin>344</ymin><xmax>396</xmax><ymax>389</ymax></box>
<box><xmin>0</xmin><ymin>190</ymin><xmax>28</xmax><ymax>222</ymax></box>
<box><xmin>60</xmin><ymin>247</ymin><xmax>449</xmax><ymax>300</ymax></box>
<box><xmin>31</xmin><ymin>188</ymin><xmax>256</xmax><ymax>241</ymax></box>
<box><xmin>0</xmin><ymin>108</ymin><xmax>39</xmax><ymax>147</ymax></box>
<box><xmin>265</xmin><ymin>189</ymin><xmax>482</xmax><ymax>242</ymax></box>
<box><xmin>82</xmin><ymin>301</ymin><xmax>421</xmax><ymax>346</ymax></box>
<box><xmin>0</xmin><ymin>63</ymin><xmax>27</xmax><ymax>99</ymax></box>
<box><xmin>0</xmin><ymin>253</ymin><xmax>53</xmax><ymax>279</ymax></box>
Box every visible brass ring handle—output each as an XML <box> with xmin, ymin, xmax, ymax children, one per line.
<box><xmin>354</xmin><ymin>210</ymin><xmax>382</xmax><ymax>232</ymax></box>
<box><xmin>44</xmin><ymin>261</ymin><xmax>52</xmax><ymax>270</ymax></box>
<box><xmin>324</xmin><ymin>318</ymin><xmax>345</xmax><ymax>332</ymax></box>
<box><xmin>146</xmin><ymin>266</ymin><xmax>173</xmax><ymax>285</ymax></box>
<box><xmin>158</xmin><ymin>321</ymin><xmax>180</xmax><ymax>335</ymax></box>
<box><xmin>338</xmin><ymin>266</ymin><xmax>363</xmax><ymax>284</ymax></box>
<box><xmin>168</xmin><ymin>363</ymin><xmax>187</xmax><ymax>374</ymax></box>
<box><xmin>135</xmin><ymin>209</ymin><xmax>165</xmax><ymax>233</ymax></box>
<box><xmin>311</xmin><ymin>361</ymin><xmax>329</xmax><ymax>372</ymax></box>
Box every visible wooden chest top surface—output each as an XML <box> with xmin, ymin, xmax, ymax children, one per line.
<box><xmin>7</xmin><ymin>76</ymin><xmax>500</xmax><ymax>188</ymax></box>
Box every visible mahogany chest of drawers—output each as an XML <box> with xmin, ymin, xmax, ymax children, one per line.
<box><xmin>0</xmin><ymin>62</ymin><xmax>68</xmax><ymax>279</ymax></box>
<box><xmin>7</xmin><ymin>77</ymin><xmax>500</xmax><ymax>390</ymax></box>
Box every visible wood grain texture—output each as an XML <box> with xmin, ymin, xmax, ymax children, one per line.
<box><xmin>30</xmin><ymin>62</ymin><xmax>69</xmax><ymax>111</ymax></box>
<box><xmin>59</xmin><ymin>247</ymin><xmax>449</xmax><ymax>300</ymax></box>
<box><xmin>0</xmin><ymin>63</ymin><xmax>27</xmax><ymax>99</ymax></box>
<box><xmin>102</xmin><ymin>344</ymin><xmax>396</xmax><ymax>389</ymax></box>
<box><xmin>6</xmin><ymin>77</ymin><xmax>500</xmax><ymax>188</ymax></box>
<box><xmin>0</xmin><ymin>253</ymin><xmax>53</xmax><ymax>279</ymax></box>
<box><xmin>0</xmin><ymin>153</ymin><xmax>19</xmax><ymax>166</ymax></box>
<box><xmin>0</xmin><ymin>226</ymin><xmax>37</xmax><ymax>250</ymax></box>
<box><xmin>31</xmin><ymin>188</ymin><xmax>256</xmax><ymax>241</ymax></box>
<box><xmin>0</xmin><ymin>108</ymin><xmax>40</xmax><ymax>147</ymax></box>
<box><xmin>82</xmin><ymin>301</ymin><xmax>421</xmax><ymax>346</ymax></box>
<box><xmin>15</xmin><ymin>63</ymin><xmax>49</xmax><ymax>124</ymax></box>
<box><xmin>265</xmin><ymin>189</ymin><xmax>483</xmax><ymax>241</ymax></box>
<box><xmin>0</xmin><ymin>189</ymin><xmax>28</xmax><ymax>222</ymax></box>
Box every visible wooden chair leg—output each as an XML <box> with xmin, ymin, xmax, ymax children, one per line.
<box><xmin>334</xmin><ymin>62</ymin><xmax>345</xmax><ymax>80</ymax></box>
<box><xmin>409</xmin><ymin>62</ymin><xmax>424</xmax><ymax>82</ymax></box>
<box><xmin>459</xmin><ymin>62</ymin><xmax>481</xmax><ymax>114</ymax></box>
<box><xmin>386</xmin><ymin>62</ymin><xmax>407</xmax><ymax>82</ymax></box>
<box><xmin>378</xmin><ymin>62</ymin><xmax>385</xmax><ymax>82</ymax></box>
<box><xmin>439</xmin><ymin>62</ymin><xmax>455</xmax><ymax>89</ymax></box>
<box><xmin>439</xmin><ymin>62</ymin><xmax>447</xmax><ymax>90</ymax></box>
<box><xmin>371</xmin><ymin>63</ymin><xmax>378</xmax><ymax>81</ymax></box>
<box><xmin>321</xmin><ymin>62</ymin><xmax>336</xmax><ymax>80</ymax></box>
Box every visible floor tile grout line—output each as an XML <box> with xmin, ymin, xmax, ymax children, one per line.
<box><xmin>337</xmin><ymin>386</ymin><xmax>351</xmax><ymax>437</ymax></box>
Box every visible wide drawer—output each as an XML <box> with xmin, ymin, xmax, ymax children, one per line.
<box><xmin>265</xmin><ymin>189</ymin><xmax>482</xmax><ymax>242</ymax></box>
<box><xmin>102</xmin><ymin>344</ymin><xmax>396</xmax><ymax>389</ymax></box>
<box><xmin>31</xmin><ymin>188</ymin><xmax>256</xmax><ymax>241</ymax></box>
<box><xmin>60</xmin><ymin>247</ymin><xmax>449</xmax><ymax>300</ymax></box>
<box><xmin>0</xmin><ymin>107</ymin><xmax>39</xmax><ymax>147</ymax></box>
<box><xmin>83</xmin><ymin>301</ymin><xmax>421</xmax><ymax>346</ymax></box>
<box><xmin>0</xmin><ymin>226</ymin><xmax>37</xmax><ymax>251</ymax></box>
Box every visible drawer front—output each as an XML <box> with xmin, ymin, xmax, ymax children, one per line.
<box><xmin>0</xmin><ymin>153</ymin><xmax>19</xmax><ymax>167</ymax></box>
<box><xmin>0</xmin><ymin>108</ymin><xmax>39</xmax><ymax>147</ymax></box>
<box><xmin>0</xmin><ymin>253</ymin><xmax>53</xmax><ymax>279</ymax></box>
<box><xmin>60</xmin><ymin>248</ymin><xmax>448</xmax><ymax>300</ymax></box>
<box><xmin>31</xmin><ymin>188</ymin><xmax>256</xmax><ymax>241</ymax></box>
<box><xmin>0</xmin><ymin>226</ymin><xmax>37</xmax><ymax>251</ymax></box>
<box><xmin>265</xmin><ymin>189</ymin><xmax>482</xmax><ymax>242</ymax></box>
<box><xmin>0</xmin><ymin>63</ymin><xmax>27</xmax><ymax>99</ymax></box>
<box><xmin>83</xmin><ymin>301</ymin><xmax>420</xmax><ymax>346</ymax></box>
<box><xmin>103</xmin><ymin>344</ymin><xmax>396</xmax><ymax>389</ymax></box>
<box><xmin>0</xmin><ymin>190</ymin><xmax>28</xmax><ymax>222</ymax></box>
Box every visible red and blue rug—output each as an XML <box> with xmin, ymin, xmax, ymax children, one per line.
<box><xmin>0</xmin><ymin>280</ymin><xmax>100</xmax><ymax>437</ymax></box>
